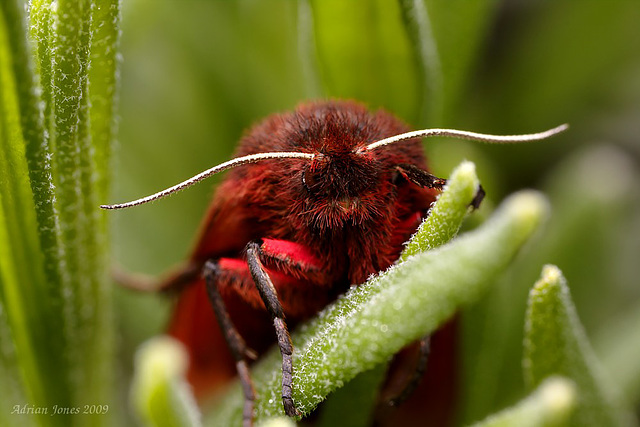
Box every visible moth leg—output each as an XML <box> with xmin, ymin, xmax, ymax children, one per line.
<box><xmin>470</xmin><ymin>184</ymin><xmax>485</xmax><ymax>210</ymax></box>
<box><xmin>387</xmin><ymin>335</ymin><xmax>431</xmax><ymax>406</ymax></box>
<box><xmin>203</xmin><ymin>260</ymin><xmax>256</xmax><ymax>427</ymax></box>
<box><xmin>112</xmin><ymin>261</ymin><xmax>201</xmax><ymax>293</ymax></box>
<box><xmin>396</xmin><ymin>163</ymin><xmax>485</xmax><ymax>209</ymax></box>
<box><xmin>246</xmin><ymin>240</ymin><xmax>299</xmax><ymax>417</ymax></box>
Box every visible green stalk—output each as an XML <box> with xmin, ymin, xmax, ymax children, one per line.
<box><xmin>2</xmin><ymin>0</ymin><xmax>62</xmax><ymax>293</ymax></box>
<box><xmin>400</xmin><ymin>160</ymin><xmax>479</xmax><ymax>260</ymax></box>
<box><xmin>0</xmin><ymin>1</ymin><xmax>118</xmax><ymax>424</ymax></box>
<box><xmin>0</xmin><ymin>3</ymin><xmax>71</xmax><ymax>425</ymax></box>
<box><xmin>48</xmin><ymin>1</ymin><xmax>115</xmax><ymax>422</ymax></box>
<box><xmin>3</xmin><ymin>0</ymin><xmax>66</xmax><ymax>366</ymax></box>
<box><xmin>90</xmin><ymin>0</ymin><xmax>120</xmax><ymax>206</ymax></box>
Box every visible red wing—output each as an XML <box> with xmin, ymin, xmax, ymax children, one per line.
<box><xmin>168</xmin><ymin>278</ymin><xmax>235</xmax><ymax>397</ymax></box>
<box><xmin>188</xmin><ymin>178</ymin><xmax>256</xmax><ymax>262</ymax></box>
<box><xmin>166</xmin><ymin>177</ymin><xmax>258</xmax><ymax>397</ymax></box>
<box><xmin>167</xmin><ymin>276</ymin><xmax>277</xmax><ymax>398</ymax></box>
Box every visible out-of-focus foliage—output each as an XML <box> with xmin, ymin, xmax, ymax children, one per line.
<box><xmin>524</xmin><ymin>266</ymin><xmax>630</xmax><ymax>426</ymax></box>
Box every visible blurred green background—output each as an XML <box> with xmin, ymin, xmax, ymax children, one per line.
<box><xmin>109</xmin><ymin>0</ymin><xmax>640</xmax><ymax>424</ymax></box>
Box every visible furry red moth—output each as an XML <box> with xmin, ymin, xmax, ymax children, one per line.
<box><xmin>103</xmin><ymin>100</ymin><xmax>567</xmax><ymax>425</ymax></box>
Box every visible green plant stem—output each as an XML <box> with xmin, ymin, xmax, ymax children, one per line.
<box><xmin>4</xmin><ymin>0</ymin><xmax>64</xmax><ymax>327</ymax></box>
<box><xmin>400</xmin><ymin>161</ymin><xmax>479</xmax><ymax>260</ymax></box>
<box><xmin>90</xmin><ymin>0</ymin><xmax>120</xmax><ymax>206</ymax></box>
<box><xmin>0</xmin><ymin>4</ymin><xmax>71</xmax><ymax>425</ymax></box>
<box><xmin>398</xmin><ymin>0</ymin><xmax>443</xmax><ymax>124</ymax></box>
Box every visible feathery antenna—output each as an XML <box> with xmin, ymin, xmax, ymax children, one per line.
<box><xmin>100</xmin><ymin>152</ymin><xmax>314</xmax><ymax>210</ymax></box>
<box><xmin>362</xmin><ymin>124</ymin><xmax>569</xmax><ymax>152</ymax></box>
<box><xmin>101</xmin><ymin>124</ymin><xmax>568</xmax><ymax>210</ymax></box>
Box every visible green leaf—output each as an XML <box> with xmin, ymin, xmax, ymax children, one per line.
<box><xmin>400</xmin><ymin>160</ymin><xmax>479</xmax><ymax>260</ymax></box>
<box><xmin>1</xmin><ymin>1</ymin><xmax>118</xmax><ymax>425</ymax></box>
<box><xmin>3</xmin><ymin>0</ymin><xmax>62</xmax><ymax>297</ymax></box>
<box><xmin>47</xmin><ymin>0</ymin><xmax>116</xmax><ymax>417</ymax></box>
<box><xmin>207</xmin><ymin>190</ymin><xmax>548</xmax><ymax>425</ymax></box>
<box><xmin>523</xmin><ymin>265</ymin><xmax>632</xmax><ymax>427</ymax></box>
<box><xmin>132</xmin><ymin>337</ymin><xmax>201</xmax><ymax>427</ymax></box>
<box><xmin>312</xmin><ymin>160</ymin><xmax>480</xmax><ymax>426</ymax></box>
<box><xmin>0</xmin><ymin>3</ymin><xmax>70</xmax><ymax>425</ymax></box>
<box><xmin>90</xmin><ymin>0</ymin><xmax>121</xmax><ymax>206</ymax></box>
<box><xmin>457</xmin><ymin>145</ymin><xmax>639</xmax><ymax>424</ymax></box>
<box><xmin>468</xmin><ymin>377</ymin><xmax>576</xmax><ymax>427</ymax></box>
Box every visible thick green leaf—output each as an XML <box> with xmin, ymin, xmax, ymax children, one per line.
<box><xmin>90</xmin><ymin>0</ymin><xmax>121</xmax><ymax>206</ymax></box>
<box><xmin>47</xmin><ymin>1</ymin><xmax>115</xmax><ymax>419</ymax></box>
<box><xmin>1</xmin><ymin>1</ymin><xmax>118</xmax><ymax>425</ymax></box>
<box><xmin>524</xmin><ymin>265</ymin><xmax>632</xmax><ymax>427</ymax></box>
<box><xmin>468</xmin><ymin>377</ymin><xmax>576</xmax><ymax>427</ymax></box>
<box><xmin>3</xmin><ymin>0</ymin><xmax>62</xmax><ymax>297</ymax></box>
<box><xmin>314</xmin><ymin>160</ymin><xmax>480</xmax><ymax>425</ymax></box>
<box><xmin>296</xmin><ymin>160</ymin><xmax>479</xmax><ymax>425</ymax></box>
<box><xmin>0</xmin><ymin>4</ymin><xmax>70</xmax><ymax>425</ymax></box>
<box><xmin>400</xmin><ymin>160</ymin><xmax>480</xmax><ymax>260</ymax></box>
<box><xmin>207</xmin><ymin>190</ymin><xmax>548</xmax><ymax>425</ymax></box>
<box><xmin>50</xmin><ymin>0</ymin><xmax>93</xmax><ymax>333</ymax></box>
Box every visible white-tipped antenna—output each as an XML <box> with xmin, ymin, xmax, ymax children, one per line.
<box><xmin>362</xmin><ymin>124</ymin><xmax>569</xmax><ymax>152</ymax></box>
<box><xmin>100</xmin><ymin>152</ymin><xmax>314</xmax><ymax>210</ymax></box>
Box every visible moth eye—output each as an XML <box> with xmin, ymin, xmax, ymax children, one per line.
<box><xmin>302</xmin><ymin>167</ymin><xmax>321</xmax><ymax>192</ymax></box>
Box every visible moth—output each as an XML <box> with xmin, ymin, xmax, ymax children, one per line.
<box><xmin>104</xmin><ymin>100</ymin><xmax>566</xmax><ymax>425</ymax></box>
